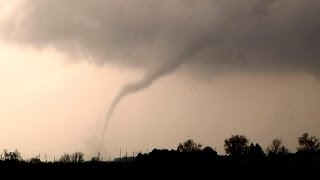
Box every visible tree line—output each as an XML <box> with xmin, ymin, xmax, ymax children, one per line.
<box><xmin>135</xmin><ymin>132</ymin><xmax>320</xmax><ymax>165</ymax></box>
<box><xmin>0</xmin><ymin>132</ymin><xmax>319</xmax><ymax>163</ymax></box>
<box><xmin>223</xmin><ymin>132</ymin><xmax>320</xmax><ymax>157</ymax></box>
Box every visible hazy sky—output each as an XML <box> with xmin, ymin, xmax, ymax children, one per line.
<box><xmin>0</xmin><ymin>0</ymin><xmax>320</xmax><ymax>160</ymax></box>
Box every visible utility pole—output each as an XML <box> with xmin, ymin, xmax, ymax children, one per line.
<box><xmin>120</xmin><ymin>148</ymin><xmax>121</xmax><ymax>159</ymax></box>
<box><xmin>45</xmin><ymin>154</ymin><xmax>47</xmax><ymax>163</ymax></box>
<box><xmin>125</xmin><ymin>150</ymin><xmax>127</xmax><ymax>161</ymax></box>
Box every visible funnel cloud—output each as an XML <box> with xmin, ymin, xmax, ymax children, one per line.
<box><xmin>99</xmin><ymin>61</ymin><xmax>183</xmax><ymax>147</ymax></box>
<box><xmin>98</xmin><ymin>38</ymin><xmax>207</xmax><ymax>147</ymax></box>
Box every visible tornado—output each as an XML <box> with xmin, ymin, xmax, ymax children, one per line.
<box><xmin>98</xmin><ymin>58</ymin><xmax>185</xmax><ymax>148</ymax></box>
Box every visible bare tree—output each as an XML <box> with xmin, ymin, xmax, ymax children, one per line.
<box><xmin>177</xmin><ymin>139</ymin><xmax>202</xmax><ymax>152</ymax></box>
<box><xmin>60</xmin><ymin>153</ymin><xmax>71</xmax><ymax>163</ymax></box>
<box><xmin>3</xmin><ymin>150</ymin><xmax>9</xmax><ymax>161</ymax></box>
<box><xmin>266</xmin><ymin>139</ymin><xmax>290</xmax><ymax>155</ymax></box>
<box><xmin>266</xmin><ymin>139</ymin><xmax>281</xmax><ymax>154</ymax></box>
<box><xmin>3</xmin><ymin>149</ymin><xmax>23</xmax><ymax>162</ymax></box>
<box><xmin>71</xmin><ymin>152</ymin><xmax>84</xmax><ymax>163</ymax></box>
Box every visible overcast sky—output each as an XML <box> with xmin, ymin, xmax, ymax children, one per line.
<box><xmin>0</xmin><ymin>0</ymin><xmax>319</xmax><ymax>160</ymax></box>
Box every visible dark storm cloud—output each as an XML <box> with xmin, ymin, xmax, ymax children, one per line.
<box><xmin>1</xmin><ymin>0</ymin><xmax>320</xmax><ymax>74</ymax></box>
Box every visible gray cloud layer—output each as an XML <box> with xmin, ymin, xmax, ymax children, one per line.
<box><xmin>1</xmin><ymin>0</ymin><xmax>320</xmax><ymax>74</ymax></box>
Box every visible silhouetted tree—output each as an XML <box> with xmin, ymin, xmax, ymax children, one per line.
<box><xmin>224</xmin><ymin>135</ymin><xmax>249</xmax><ymax>157</ymax></box>
<box><xmin>60</xmin><ymin>153</ymin><xmax>71</xmax><ymax>163</ymax></box>
<box><xmin>91</xmin><ymin>152</ymin><xmax>101</xmax><ymax>162</ymax></box>
<box><xmin>177</xmin><ymin>139</ymin><xmax>202</xmax><ymax>152</ymax></box>
<box><xmin>136</xmin><ymin>153</ymin><xmax>148</xmax><ymax>162</ymax></box>
<box><xmin>91</xmin><ymin>157</ymin><xmax>100</xmax><ymax>162</ymax></box>
<box><xmin>298</xmin><ymin>133</ymin><xmax>320</xmax><ymax>153</ymax></box>
<box><xmin>248</xmin><ymin>143</ymin><xmax>265</xmax><ymax>159</ymax></box>
<box><xmin>202</xmin><ymin>146</ymin><xmax>215</xmax><ymax>153</ymax></box>
<box><xmin>29</xmin><ymin>157</ymin><xmax>41</xmax><ymax>164</ymax></box>
<box><xmin>71</xmin><ymin>152</ymin><xmax>84</xmax><ymax>163</ymax></box>
<box><xmin>202</xmin><ymin>146</ymin><xmax>218</xmax><ymax>161</ymax></box>
<box><xmin>3</xmin><ymin>149</ymin><xmax>23</xmax><ymax>162</ymax></box>
<box><xmin>266</xmin><ymin>139</ymin><xmax>290</xmax><ymax>155</ymax></box>
<box><xmin>3</xmin><ymin>150</ymin><xmax>9</xmax><ymax>161</ymax></box>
